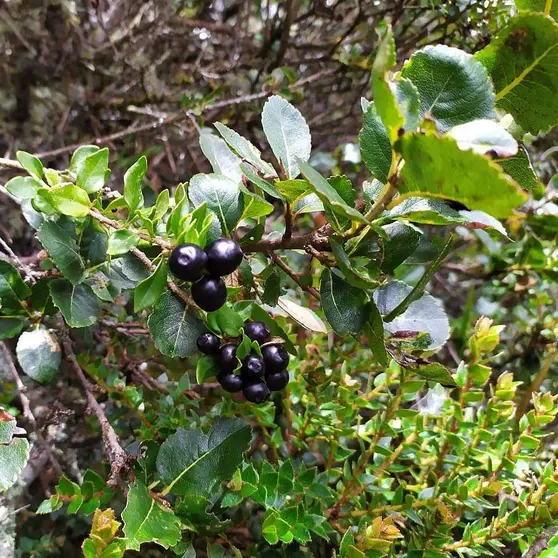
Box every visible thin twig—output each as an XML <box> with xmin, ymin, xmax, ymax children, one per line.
<box><xmin>268</xmin><ymin>251</ymin><xmax>320</xmax><ymax>300</ymax></box>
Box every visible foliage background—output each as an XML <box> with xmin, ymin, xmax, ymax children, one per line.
<box><xmin>0</xmin><ymin>1</ymin><xmax>557</xmax><ymax>557</ymax></box>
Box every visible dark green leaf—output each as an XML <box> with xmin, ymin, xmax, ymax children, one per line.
<box><xmin>196</xmin><ymin>355</ymin><xmax>219</xmax><ymax>383</ymax></box>
<box><xmin>49</xmin><ymin>279</ymin><xmax>101</xmax><ymax>328</ymax></box>
<box><xmin>134</xmin><ymin>260</ymin><xmax>168</xmax><ymax>312</ymax></box>
<box><xmin>207</xmin><ymin>304</ymin><xmax>243</xmax><ymax>337</ymax></box>
<box><xmin>363</xmin><ymin>301</ymin><xmax>389</xmax><ymax>366</ymax></box>
<box><xmin>359</xmin><ymin>104</ymin><xmax>392</xmax><ymax>183</ymax></box>
<box><xmin>0</xmin><ymin>317</ymin><xmax>26</xmax><ymax>340</ymax></box>
<box><xmin>405</xmin><ymin>362</ymin><xmax>456</xmax><ymax>386</ymax></box>
<box><xmin>381</xmin><ymin>221</ymin><xmax>422</xmax><ymax>272</ymax></box>
<box><xmin>0</xmin><ymin>260</ymin><xmax>31</xmax><ymax>313</ymax></box>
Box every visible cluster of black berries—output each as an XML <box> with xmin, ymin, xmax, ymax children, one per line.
<box><xmin>168</xmin><ymin>238</ymin><xmax>243</xmax><ymax>312</ymax></box>
<box><xmin>196</xmin><ymin>321</ymin><xmax>290</xmax><ymax>404</ymax></box>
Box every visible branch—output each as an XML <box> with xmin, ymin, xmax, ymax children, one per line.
<box><xmin>58</xmin><ymin>321</ymin><xmax>128</xmax><ymax>484</ymax></box>
<box><xmin>0</xmin><ymin>342</ymin><xmax>63</xmax><ymax>477</ymax></box>
<box><xmin>268</xmin><ymin>251</ymin><xmax>320</xmax><ymax>300</ymax></box>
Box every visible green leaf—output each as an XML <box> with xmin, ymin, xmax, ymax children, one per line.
<box><xmin>215</xmin><ymin>122</ymin><xmax>276</xmax><ymax>177</ymax></box>
<box><xmin>70</xmin><ymin>146</ymin><xmax>100</xmax><ymax>174</ymax></box>
<box><xmin>385</xmin><ymin>196</ymin><xmax>466</xmax><ymax>225</ymax></box>
<box><xmin>147</xmin><ymin>291</ymin><xmax>205</xmax><ymax>358</ymax></box>
<box><xmin>401</xmin><ymin>45</ymin><xmax>495</xmax><ymax>131</ymax></box>
<box><xmin>0</xmin><ymin>410</ymin><xmax>30</xmax><ymax>493</ymax></box>
<box><xmin>374</xmin><ymin>280</ymin><xmax>450</xmax><ymax>352</ymax></box>
<box><xmin>251</xmin><ymin>304</ymin><xmax>296</xmax><ymax>355</ymax></box>
<box><xmin>277</xmin><ymin>297</ymin><xmax>327</xmax><ymax>333</ymax></box>
<box><xmin>381</xmin><ymin>221</ymin><xmax>422</xmax><ymax>272</ymax></box>
<box><xmin>297</xmin><ymin>159</ymin><xmax>368</xmax><ymax>224</ymax></box>
<box><xmin>189</xmin><ymin>173</ymin><xmax>244</xmax><ymax>236</ymax></box>
<box><xmin>261</xmin><ymin>270</ymin><xmax>281</xmax><ymax>306</ymax></box>
<box><xmin>49</xmin><ymin>279</ymin><xmax>101</xmax><ymax>328</ymax></box>
<box><xmin>106</xmin><ymin>230</ymin><xmax>141</xmax><ymax>256</ymax></box>
<box><xmin>320</xmin><ymin>269</ymin><xmax>368</xmax><ymax>335</ymax></box>
<box><xmin>157</xmin><ymin>418</ymin><xmax>252</xmax><ymax>497</ymax></box>
<box><xmin>405</xmin><ymin>362</ymin><xmax>456</xmax><ymax>386</ymax></box>
<box><xmin>448</xmin><ymin>120</ymin><xmax>518</xmax><ymax>157</ymax></box>
<box><xmin>372</xmin><ymin>24</ymin><xmax>404</xmax><ymax>142</ymax></box>
<box><xmin>240</xmin><ymin>162</ymin><xmax>282</xmax><ymax>199</ymax></box>
<box><xmin>325</xmin><ymin>176</ymin><xmax>357</xmax><ymax>232</ymax></box>
<box><xmin>330</xmin><ymin>238</ymin><xmax>378</xmax><ymax>289</ymax></box>
<box><xmin>363</xmin><ymin>301</ymin><xmax>389</xmax><ymax>366</ymax></box>
<box><xmin>395</xmin><ymin>77</ymin><xmax>421</xmax><ymax>131</ymax></box>
<box><xmin>199</xmin><ymin>133</ymin><xmax>242</xmax><ymax>183</ymax></box>
<box><xmin>476</xmin><ymin>13</ymin><xmax>558</xmax><ymax>134</ymax></box>
<box><xmin>0</xmin><ymin>260</ymin><xmax>31</xmax><ymax>313</ymax></box>
<box><xmin>0</xmin><ymin>317</ymin><xmax>26</xmax><ymax>340</ymax></box>
<box><xmin>196</xmin><ymin>355</ymin><xmax>220</xmax><ymax>383</ymax></box>
<box><xmin>76</xmin><ymin>148</ymin><xmax>109</xmax><ymax>194</ymax></box>
<box><xmin>124</xmin><ymin>156</ymin><xmax>147</xmax><ymax>214</ymax></box>
<box><xmin>497</xmin><ymin>146</ymin><xmax>544</xmax><ymax>194</ymax></box>
<box><xmin>152</xmin><ymin>190</ymin><xmax>170</xmax><ymax>222</ymax></box>
<box><xmin>16</xmin><ymin>328</ymin><xmax>61</xmax><ymax>384</ymax></box>
<box><xmin>516</xmin><ymin>0</ymin><xmax>558</xmax><ymax>20</ymax></box>
<box><xmin>122</xmin><ymin>481</ymin><xmax>181</xmax><ymax>551</ymax></box>
<box><xmin>133</xmin><ymin>260</ymin><xmax>167</xmax><ymax>312</ymax></box>
<box><xmin>16</xmin><ymin>150</ymin><xmax>44</xmax><ymax>180</ymax></box>
<box><xmin>275</xmin><ymin>179</ymin><xmax>312</xmax><ymax>203</ymax></box>
<box><xmin>37</xmin><ymin>221</ymin><xmax>86</xmax><ymax>284</ymax></box>
<box><xmin>45</xmin><ymin>184</ymin><xmax>91</xmax><ymax>217</ymax></box>
<box><xmin>207</xmin><ymin>304</ymin><xmax>243</xmax><ymax>337</ymax></box>
<box><xmin>359</xmin><ymin>104</ymin><xmax>392</xmax><ymax>183</ymax></box>
<box><xmin>397</xmin><ymin>132</ymin><xmax>528</xmax><ymax>218</ymax></box>
<box><xmin>241</xmin><ymin>189</ymin><xmax>274</xmax><ymax>221</ymax></box>
<box><xmin>5</xmin><ymin>176</ymin><xmax>42</xmax><ymax>199</ymax></box>
<box><xmin>261</xmin><ymin>95</ymin><xmax>311</xmax><ymax>179</ymax></box>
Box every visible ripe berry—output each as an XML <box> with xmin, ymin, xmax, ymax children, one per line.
<box><xmin>218</xmin><ymin>372</ymin><xmax>243</xmax><ymax>393</ymax></box>
<box><xmin>168</xmin><ymin>243</ymin><xmax>207</xmax><ymax>282</ymax></box>
<box><xmin>266</xmin><ymin>369</ymin><xmax>289</xmax><ymax>391</ymax></box>
<box><xmin>244</xmin><ymin>321</ymin><xmax>271</xmax><ymax>344</ymax></box>
<box><xmin>218</xmin><ymin>343</ymin><xmax>238</xmax><ymax>372</ymax></box>
<box><xmin>191</xmin><ymin>275</ymin><xmax>227</xmax><ymax>312</ymax></box>
<box><xmin>243</xmin><ymin>380</ymin><xmax>270</xmax><ymax>404</ymax></box>
<box><xmin>261</xmin><ymin>344</ymin><xmax>289</xmax><ymax>374</ymax></box>
<box><xmin>205</xmin><ymin>238</ymin><xmax>244</xmax><ymax>276</ymax></box>
<box><xmin>241</xmin><ymin>354</ymin><xmax>265</xmax><ymax>379</ymax></box>
<box><xmin>196</xmin><ymin>332</ymin><xmax>220</xmax><ymax>354</ymax></box>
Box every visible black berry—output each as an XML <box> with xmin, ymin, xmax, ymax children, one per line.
<box><xmin>191</xmin><ymin>275</ymin><xmax>227</xmax><ymax>312</ymax></box>
<box><xmin>218</xmin><ymin>372</ymin><xmax>243</xmax><ymax>393</ymax></box>
<box><xmin>205</xmin><ymin>238</ymin><xmax>244</xmax><ymax>276</ymax></box>
<box><xmin>261</xmin><ymin>344</ymin><xmax>289</xmax><ymax>374</ymax></box>
<box><xmin>218</xmin><ymin>343</ymin><xmax>238</xmax><ymax>372</ymax></box>
<box><xmin>244</xmin><ymin>321</ymin><xmax>271</xmax><ymax>344</ymax></box>
<box><xmin>241</xmin><ymin>354</ymin><xmax>265</xmax><ymax>379</ymax></box>
<box><xmin>168</xmin><ymin>243</ymin><xmax>207</xmax><ymax>282</ymax></box>
<box><xmin>196</xmin><ymin>332</ymin><xmax>220</xmax><ymax>354</ymax></box>
<box><xmin>243</xmin><ymin>380</ymin><xmax>270</xmax><ymax>404</ymax></box>
<box><xmin>266</xmin><ymin>369</ymin><xmax>289</xmax><ymax>391</ymax></box>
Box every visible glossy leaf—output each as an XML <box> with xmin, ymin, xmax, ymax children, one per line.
<box><xmin>49</xmin><ymin>279</ymin><xmax>101</xmax><ymax>328</ymax></box>
<box><xmin>124</xmin><ymin>156</ymin><xmax>147</xmax><ymax>214</ymax></box>
<box><xmin>134</xmin><ymin>261</ymin><xmax>168</xmax><ymax>312</ymax></box>
<box><xmin>76</xmin><ymin>148</ymin><xmax>109</xmax><ymax>194</ymax></box>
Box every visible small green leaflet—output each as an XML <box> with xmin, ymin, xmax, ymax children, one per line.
<box><xmin>124</xmin><ymin>156</ymin><xmax>147</xmax><ymax>214</ymax></box>
<box><xmin>134</xmin><ymin>261</ymin><xmax>168</xmax><ymax>312</ymax></box>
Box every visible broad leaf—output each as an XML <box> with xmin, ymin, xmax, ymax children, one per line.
<box><xmin>320</xmin><ymin>270</ymin><xmax>368</xmax><ymax>335</ymax></box>
<box><xmin>261</xmin><ymin>95</ymin><xmax>311</xmax><ymax>179</ymax></box>
<box><xmin>147</xmin><ymin>291</ymin><xmax>205</xmax><ymax>358</ymax></box>
<box><xmin>107</xmin><ymin>230</ymin><xmax>141</xmax><ymax>256</ymax></box>
<box><xmin>0</xmin><ymin>410</ymin><xmax>30</xmax><ymax>493</ymax></box>
<box><xmin>37</xmin><ymin>220</ymin><xmax>86</xmax><ymax>284</ymax></box>
<box><xmin>124</xmin><ymin>156</ymin><xmax>147</xmax><ymax>214</ymax></box>
<box><xmin>448</xmin><ymin>120</ymin><xmax>518</xmax><ymax>157</ymax></box>
<box><xmin>157</xmin><ymin>418</ymin><xmax>251</xmax><ymax>497</ymax></box>
<box><xmin>189</xmin><ymin>173</ymin><xmax>244</xmax><ymax>236</ymax></box>
<box><xmin>0</xmin><ymin>317</ymin><xmax>26</xmax><ymax>340</ymax></box>
<box><xmin>199</xmin><ymin>133</ymin><xmax>242</xmax><ymax>183</ymax></box>
<box><xmin>497</xmin><ymin>146</ymin><xmax>544</xmax><ymax>195</ymax></box>
<box><xmin>122</xmin><ymin>481</ymin><xmax>181</xmax><ymax>551</ymax></box>
<box><xmin>16</xmin><ymin>150</ymin><xmax>44</xmax><ymax>180</ymax></box>
<box><xmin>0</xmin><ymin>260</ymin><xmax>31</xmax><ymax>313</ymax></box>
<box><xmin>476</xmin><ymin>13</ymin><xmax>558</xmax><ymax>134</ymax></box>
<box><xmin>397</xmin><ymin>132</ymin><xmax>528</xmax><ymax>218</ymax></box>
<box><xmin>16</xmin><ymin>328</ymin><xmax>61</xmax><ymax>384</ymax></box>
<box><xmin>134</xmin><ymin>260</ymin><xmax>168</xmax><ymax>312</ymax></box>
<box><xmin>381</xmin><ymin>221</ymin><xmax>422</xmax><ymax>272</ymax></box>
<box><xmin>5</xmin><ymin>176</ymin><xmax>42</xmax><ymax>199</ymax></box>
<box><xmin>401</xmin><ymin>45</ymin><xmax>495</xmax><ymax>131</ymax></box>
<box><xmin>374</xmin><ymin>280</ymin><xmax>450</xmax><ymax>352</ymax></box>
<box><xmin>196</xmin><ymin>355</ymin><xmax>220</xmax><ymax>384</ymax></box>
<box><xmin>45</xmin><ymin>184</ymin><xmax>91</xmax><ymax>217</ymax></box>
<box><xmin>516</xmin><ymin>0</ymin><xmax>558</xmax><ymax>20</ymax></box>
<box><xmin>76</xmin><ymin>148</ymin><xmax>109</xmax><ymax>194</ymax></box>
<box><xmin>277</xmin><ymin>297</ymin><xmax>327</xmax><ymax>333</ymax></box>
<box><xmin>275</xmin><ymin>179</ymin><xmax>312</xmax><ymax>203</ymax></box>
<box><xmin>49</xmin><ymin>279</ymin><xmax>101</xmax><ymax>328</ymax></box>
<box><xmin>207</xmin><ymin>304</ymin><xmax>243</xmax><ymax>337</ymax></box>
<box><xmin>215</xmin><ymin>122</ymin><xmax>276</xmax><ymax>177</ymax></box>
<box><xmin>241</xmin><ymin>189</ymin><xmax>274</xmax><ymax>221</ymax></box>
<box><xmin>359</xmin><ymin>104</ymin><xmax>392</xmax><ymax>183</ymax></box>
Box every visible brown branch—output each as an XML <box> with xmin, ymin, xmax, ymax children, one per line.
<box><xmin>1</xmin><ymin>342</ymin><xmax>63</xmax><ymax>477</ymax></box>
<box><xmin>268</xmin><ymin>251</ymin><xmax>320</xmax><ymax>300</ymax></box>
<box><xmin>58</xmin><ymin>321</ymin><xmax>128</xmax><ymax>484</ymax></box>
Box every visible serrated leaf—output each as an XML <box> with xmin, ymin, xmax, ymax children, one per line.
<box><xmin>401</xmin><ymin>45</ymin><xmax>495</xmax><ymax>131</ymax></box>
<box><xmin>16</xmin><ymin>328</ymin><xmax>61</xmax><ymax>384</ymax></box>
<box><xmin>77</xmin><ymin>148</ymin><xmax>109</xmax><ymax>194</ymax></box>
<box><xmin>359</xmin><ymin>104</ymin><xmax>392</xmax><ymax>183</ymax></box>
<box><xmin>49</xmin><ymin>279</ymin><xmax>101</xmax><ymax>328</ymax></box>
<box><xmin>122</xmin><ymin>481</ymin><xmax>181</xmax><ymax>551</ymax></box>
<box><xmin>147</xmin><ymin>291</ymin><xmax>205</xmax><ymax>358</ymax></box>
<box><xmin>476</xmin><ymin>13</ymin><xmax>558</xmax><ymax>134</ymax></box>
<box><xmin>277</xmin><ymin>297</ymin><xmax>327</xmax><ymax>333</ymax></box>
<box><xmin>157</xmin><ymin>418</ymin><xmax>251</xmax><ymax>497</ymax></box>
<box><xmin>124</xmin><ymin>156</ymin><xmax>147</xmax><ymax>214</ymax></box>
<box><xmin>134</xmin><ymin>260</ymin><xmax>168</xmax><ymax>312</ymax></box>
<box><xmin>5</xmin><ymin>176</ymin><xmax>42</xmax><ymax>199</ymax></box>
<box><xmin>45</xmin><ymin>184</ymin><xmax>91</xmax><ymax>217</ymax></box>
<box><xmin>215</xmin><ymin>122</ymin><xmax>276</xmax><ymax>177</ymax></box>
<box><xmin>320</xmin><ymin>269</ymin><xmax>369</xmax><ymax>335</ymax></box>
<box><xmin>374</xmin><ymin>280</ymin><xmax>450</xmax><ymax>352</ymax></box>
<box><xmin>397</xmin><ymin>132</ymin><xmax>528</xmax><ymax>218</ymax></box>
<box><xmin>16</xmin><ymin>150</ymin><xmax>43</xmax><ymax>180</ymax></box>
<box><xmin>497</xmin><ymin>146</ymin><xmax>544</xmax><ymax>194</ymax></box>
<box><xmin>448</xmin><ymin>120</ymin><xmax>518</xmax><ymax>157</ymax></box>
<box><xmin>189</xmin><ymin>173</ymin><xmax>244</xmax><ymax>236</ymax></box>
<box><xmin>0</xmin><ymin>260</ymin><xmax>31</xmax><ymax>313</ymax></box>
<box><xmin>261</xmin><ymin>95</ymin><xmax>311</xmax><ymax>179</ymax></box>
<box><xmin>199</xmin><ymin>133</ymin><xmax>242</xmax><ymax>183</ymax></box>
<box><xmin>106</xmin><ymin>229</ymin><xmax>141</xmax><ymax>256</ymax></box>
